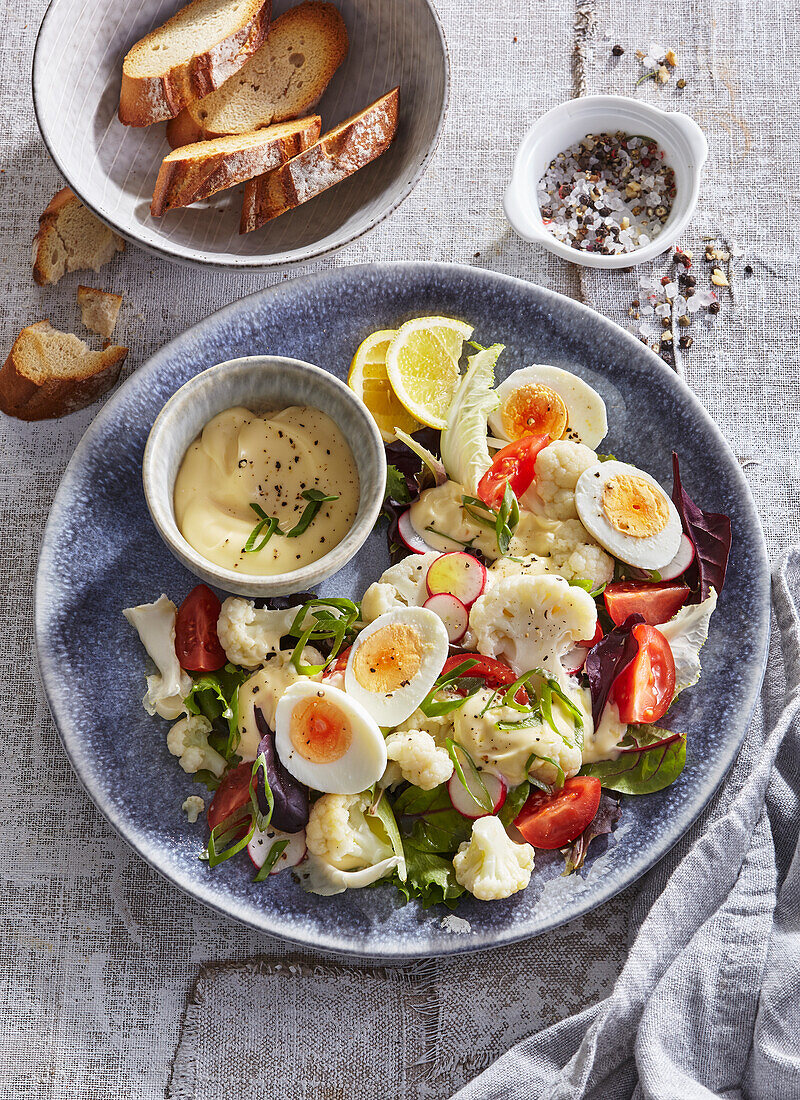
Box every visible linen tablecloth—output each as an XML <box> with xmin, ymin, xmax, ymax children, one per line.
<box><xmin>1</xmin><ymin>0</ymin><xmax>798</xmax><ymax>1096</ymax></box>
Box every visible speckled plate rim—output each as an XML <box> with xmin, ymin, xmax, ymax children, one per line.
<box><xmin>31</xmin><ymin>0</ymin><xmax>451</xmax><ymax>272</ymax></box>
<box><xmin>34</xmin><ymin>262</ymin><xmax>770</xmax><ymax>959</ymax></box>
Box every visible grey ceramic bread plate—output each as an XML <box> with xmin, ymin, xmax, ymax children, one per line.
<box><xmin>142</xmin><ymin>355</ymin><xmax>385</xmax><ymax>596</ymax></box>
<box><xmin>32</xmin><ymin>0</ymin><xmax>448</xmax><ymax>270</ymax></box>
<box><xmin>35</xmin><ymin>263</ymin><xmax>769</xmax><ymax>959</ymax></box>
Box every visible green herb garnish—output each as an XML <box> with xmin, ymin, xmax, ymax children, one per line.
<box><xmin>286</xmin><ymin>489</ymin><xmax>340</xmax><ymax>537</ymax></box>
<box><xmin>202</xmin><ymin>805</ymin><xmax>255</xmax><ymax>868</ymax></box>
<box><xmin>253</xmin><ymin>840</ymin><xmax>289</xmax><ymax>881</ymax></box>
<box><xmin>244</xmin><ymin>489</ymin><xmax>339</xmax><ymax>552</ymax></box>
<box><xmin>244</xmin><ymin>503</ymin><xmax>279</xmax><ymax>552</ymax></box>
<box><xmin>418</xmin><ymin>658</ymin><xmax>480</xmax><ymax>717</ymax></box>
<box><xmin>461</xmin><ymin>484</ymin><xmax>520</xmax><ymax>557</ymax></box>
<box><xmin>445</xmin><ymin>738</ymin><xmax>493</xmax><ymax>814</ymax></box>
<box><xmin>287</xmin><ymin>597</ymin><xmax>360</xmax><ymax>675</ymax></box>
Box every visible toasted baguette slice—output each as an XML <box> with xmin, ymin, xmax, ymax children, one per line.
<box><xmin>166</xmin><ymin>1</ymin><xmax>347</xmax><ymax>147</ymax></box>
<box><xmin>78</xmin><ymin>286</ymin><xmax>124</xmax><ymax>339</ymax></box>
<box><xmin>33</xmin><ymin>188</ymin><xmax>125</xmax><ymax>287</ymax></box>
<box><xmin>151</xmin><ymin>116</ymin><xmax>321</xmax><ymax>215</ymax></box>
<box><xmin>0</xmin><ymin>322</ymin><xmax>128</xmax><ymax>421</ymax></box>
<box><xmin>240</xmin><ymin>87</ymin><xmax>399</xmax><ymax>232</ymax></box>
<box><xmin>119</xmin><ymin>0</ymin><xmax>272</xmax><ymax>126</ymax></box>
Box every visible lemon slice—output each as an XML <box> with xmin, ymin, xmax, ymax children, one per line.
<box><xmin>385</xmin><ymin>317</ymin><xmax>475</xmax><ymax>429</ymax></box>
<box><xmin>348</xmin><ymin>330</ymin><xmax>423</xmax><ymax>442</ymax></box>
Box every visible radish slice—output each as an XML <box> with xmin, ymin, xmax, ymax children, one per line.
<box><xmin>248</xmin><ymin>826</ymin><xmax>306</xmax><ymax>874</ymax></box>
<box><xmin>563</xmin><ymin>645</ymin><xmax>589</xmax><ymax>674</ymax></box>
<box><xmin>423</xmin><ymin>593</ymin><xmax>469</xmax><ymax>643</ymax></box>
<box><xmin>397</xmin><ymin>510</ymin><xmax>438</xmax><ymax>555</ymax></box>
<box><xmin>658</xmin><ymin>534</ymin><xmax>696</xmax><ymax>580</ymax></box>
<box><xmin>629</xmin><ymin>534</ymin><xmax>695</xmax><ymax>582</ymax></box>
<box><xmin>426</xmin><ymin>551</ymin><xmax>488</xmax><ymax>606</ymax></box>
<box><xmin>448</xmin><ymin>769</ymin><xmax>507</xmax><ymax>819</ymax></box>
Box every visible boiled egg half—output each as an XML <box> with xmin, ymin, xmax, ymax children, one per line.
<box><xmin>344</xmin><ymin>606</ymin><xmax>450</xmax><ymax>725</ymax></box>
<box><xmin>575</xmin><ymin>460</ymin><xmax>682</xmax><ymax>570</ymax></box>
<box><xmin>488</xmin><ymin>365</ymin><xmax>608</xmax><ymax>450</ymax></box>
<box><xmin>275</xmin><ymin>681</ymin><xmax>387</xmax><ymax>794</ymax></box>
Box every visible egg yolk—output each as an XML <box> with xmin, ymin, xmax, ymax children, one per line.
<box><xmin>290</xmin><ymin>695</ymin><xmax>353</xmax><ymax>764</ymax></box>
<box><xmin>601</xmin><ymin>474</ymin><xmax>669</xmax><ymax>538</ymax></box>
<box><xmin>501</xmin><ymin>384</ymin><xmax>568</xmax><ymax>441</ymax></box>
<box><xmin>352</xmin><ymin>623</ymin><xmax>423</xmax><ymax>694</ymax></box>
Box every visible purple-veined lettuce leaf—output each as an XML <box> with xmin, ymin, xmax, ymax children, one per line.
<box><xmin>563</xmin><ymin>792</ymin><xmax>621</xmax><ymax>875</ymax></box>
<box><xmin>382</xmin><ymin>429</ymin><xmax>443</xmax><ymax>564</ymax></box>
<box><xmin>671</xmin><ymin>452</ymin><xmax>732</xmax><ymax>603</ymax></box>
<box><xmin>253</xmin><ymin>708</ymin><xmax>309</xmax><ymax>833</ymax></box>
<box><xmin>584</xmin><ymin>613</ymin><xmax>645</xmax><ymax>727</ymax></box>
<box><xmin>580</xmin><ymin>724</ymin><xmax>687</xmax><ymax>795</ymax></box>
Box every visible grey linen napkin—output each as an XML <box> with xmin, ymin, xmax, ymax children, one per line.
<box><xmin>451</xmin><ymin>548</ymin><xmax>800</xmax><ymax>1100</ymax></box>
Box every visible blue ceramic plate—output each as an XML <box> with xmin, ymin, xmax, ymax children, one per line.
<box><xmin>35</xmin><ymin>263</ymin><xmax>770</xmax><ymax>959</ymax></box>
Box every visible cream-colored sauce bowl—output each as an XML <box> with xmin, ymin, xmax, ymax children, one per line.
<box><xmin>142</xmin><ymin>356</ymin><xmax>386</xmax><ymax>597</ymax></box>
<box><xmin>504</xmin><ymin>94</ymin><xmax>708</xmax><ymax>269</ymax></box>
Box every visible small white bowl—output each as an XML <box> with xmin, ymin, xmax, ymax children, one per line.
<box><xmin>503</xmin><ymin>94</ymin><xmax>708</xmax><ymax>269</ymax></box>
<box><xmin>142</xmin><ymin>356</ymin><xmax>386</xmax><ymax>597</ymax></box>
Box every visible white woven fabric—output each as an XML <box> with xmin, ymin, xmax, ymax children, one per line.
<box><xmin>1</xmin><ymin>0</ymin><xmax>798</xmax><ymax>1096</ymax></box>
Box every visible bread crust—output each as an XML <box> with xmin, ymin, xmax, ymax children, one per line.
<box><xmin>33</xmin><ymin>188</ymin><xmax>125</xmax><ymax>287</ymax></box>
<box><xmin>165</xmin><ymin>2</ymin><xmax>348</xmax><ymax>147</ymax></box>
<box><xmin>0</xmin><ymin>322</ymin><xmax>128</xmax><ymax>421</ymax></box>
<box><xmin>240</xmin><ymin>88</ymin><xmax>399</xmax><ymax>232</ymax></box>
<box><xmin>119</xmin><ymin>0</ymin><xmax>272</xmax><ymax>127</ymax></box>
<box><xmin>151</xmin><ymin>116</ymin><xmax>321</xmax><ymax>215</ymax></box>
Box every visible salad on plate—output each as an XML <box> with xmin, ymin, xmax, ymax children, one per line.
<box><xmin>124</xmin><ymin>317</ymin><xmax>732</xmax><ymax>908</ymax></box>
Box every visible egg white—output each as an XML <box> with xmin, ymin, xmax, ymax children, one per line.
<box><xmin>274</xmin><ymin>680</ymin><xmax>387</xmax><ymax>794</ymax></box>
<box><xmin>488</xmin><ymin>365</ymin><xmax>608</xmax><ymax>449</ymax></box>
<box><xmin>575</xmin><ymin>460</ymin><xmax>682</xmax><ymax>570</ymax></box>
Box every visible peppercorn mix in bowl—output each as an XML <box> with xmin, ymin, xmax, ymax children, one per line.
<box><xmin>504</xmin><ymin>95</ymin><xmax>708</xmax><ymax>269</ymax></box>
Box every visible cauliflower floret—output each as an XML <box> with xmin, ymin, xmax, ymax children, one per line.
<box><xmin>546</xmin><ymin>519</ymin><xmax>614</xmax><ymax>589</ymax></box>
<box><xmin>217</xmin><ymin>597</ymin><xmax>301</xmax><ymax>669</ymax></box>
<box><xmin>360</xmin><ymin>552</ymin><xmax>441</xmax><ymax>622</ymax></box>
<box><xmin>523</xmin><ymin>441</ymin><xmax>600</xmax><ymax>520</ymax></box>
<box><xmin>167</xmin><ymin>715</ymin><xmax>227</xmax><ymax>777</ymax></box>
<box><xmin>453</xmin><ymin>816</ymin><xmax>535</xmax><ymax>901</ymax></box>
<box><xmin>453</xmin><ymin>686</ymin><xmax>584</xmax><ymax>786</ymax></box>
<box><xmin>301</xmin><ymin>792</ymin><xmax>400</xmax><ymax>895</ymax></box>
<box><xmin>181</xmin><ymin>795</ymin><xmax>205</xmax><ymax>823</ymax></box>
<box><xmin>384</xmin><ymin>729</ymin><xmax>454</xmax><ymax>790</ymax></box>
<box><xmin>123</xmin><ymin>595</ymin><xmax>192</xmax><ymax>719</ymax></box>
<box><xmin>237</xmin><ymin>647</ymin><xmax>324</xmax><ymax>760</ymax></box>
<box><xmin>393</xmin><ymin>707</ymin><xmax>455</xmax><ymax>745</ymax></box>
<box><xmin>469</xmin><ymin>574</ymin><xmax>597</xmax><ymax>686</ymax></box>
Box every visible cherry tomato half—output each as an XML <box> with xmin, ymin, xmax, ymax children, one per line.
<box><xmin>175</xmin><ymin>584</ymin><xmax>227</xmax><ymax>672</ymax></box>
<box><xmin>441</xmin><ymin>653</ymin><xmax>530</xmax><ymax>704</ymax></box>
<box><xmin>578</xmin><ymin>620</ymin><xmax>604</xmax><ymax>649</ymax></box>
<box><xmin>514</xmin><ymin>777</ymin><xmax>602</xmax><ymax>849</ymax></box>
<box><xmin>611</xmin><ymin>623</ymin><xmax>676</xmax><ymax>724</ymax></box>
<box><xmin>207</xmin><ymin>761</ymin><xmax>253</xmax><ymax>833</ymax></box>
<box><xmin>477</xmin><ymin>435</ymin><xmax>550</xmax><ymax>510</ymax></box>
<box><xmin>604</xmin><ymin>580</ymin><xmax>690</xmax><ymax>627</ymax></box>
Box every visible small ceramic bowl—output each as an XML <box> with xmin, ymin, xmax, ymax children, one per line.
<box><xmin>142</xmin><ymin>355</ymin><xmax>386</xmax><ymax>597</ymax></box>
<box><xmin>504</xmin><ymin>94</ymin><xmax>708</xmax><ymax>269</ymax></box>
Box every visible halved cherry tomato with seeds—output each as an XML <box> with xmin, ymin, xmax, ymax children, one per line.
<box><xmin>477</xmin><ymin>435</ymin><xmax>550</xmax><ymax>510</ymax></box>
<box><xmin>207</xmin><ymin>761</ymin><xmax>254</xmax><ymax>835</ymax></box>
<box><xmin>604</xmin><ymin>581</ymin><xmax>690</xmax><ymax>628</ymax></box>
<box><xmin>175</xmin><ymin>584</ymin><xmax>227</xmax><ymax>672</ymax></box>
<box><xmin>514</xmin><ymin>777</ymin><xmax>602</xmax><ymax>849</ymax></box>
<box><xmin>611</xmin><ymin>623</ymin><xmax>675</xmax><ymax>724</ymax></box>
<box><xmin>441</xmin><ymin>654</ymin><xmax>529</xmax><ymax>704</ymax></box>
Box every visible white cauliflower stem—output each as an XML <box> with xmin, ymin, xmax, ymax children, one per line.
<box><xmin>453</xmin><ymin>816</ymin><xmax>535</xmax><ymax>901</ymax></box>
<box><xmin>167</xmin><ymin>715</ymin><xmax>227</xmax><ymax>777</ymax></box>
<box><xmin>301</xmin><ymin>793</ymin><xmax>399</xmax><ymax>895</ymax></box>
<box><xmin>469</xmin><ymin>574</ymin><xmax>598</xmax><ymax>686</ymax></box>
<box><xmin>384</xmin><ymin>729</ymin><xmax>454</xmax><ymax>790</ymax></box>
<box><xmin>217</xmin><ymin>597</ymin><xmax>300</xmax><ymax>668</ymax></box>
<box><xmin>123</xmin><ymin>595</ymin><xmax>192</xmax><ymax>719</ymax></box>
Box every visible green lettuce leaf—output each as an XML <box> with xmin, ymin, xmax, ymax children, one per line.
<box><xmin>369</xmin><ymin>794</ymin><xmax>407</xmax><ymax>882</ymax></box>
<box><xmin>498</xmin><ymin>780</ymin><xmax>531</xmax><ymax>826</ymax></box>
<box><xmin>657</xmin><ymin>588</ymin><xmax>718</xmax><ymax>695</ymax></box>
<box><xmin>391</xmin><ymin>847</ymin><xmax>465</xmax><ymax>909</ymax></box>
<box><xmin>580</xmin><ymin>725</ymin><xmax>686</xmax><ymax>794</ymax></box>
<box><xmin>184</xmin><ymin>663</ymin><xmax>250</xmax><ymax>759</ymax></box>
<box><xmin>385</xmin><ymin>463</ymin><xmax>412</xmax><ymax>505</ymax></box>
<box><xmin>440</xmin><ymin>344</ymin><xmax>503</xmax><ymax>494</ymax></box>
<box><xmin>393</xmin><ymin>783</ymin><xmax>472</xmax><ymax>854</ymax></box>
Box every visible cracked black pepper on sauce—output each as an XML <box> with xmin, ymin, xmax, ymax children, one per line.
<box><xmin>173</xmin><ymin>406</ymin><xmax>359</xmax><ymax>576</ymax></box>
